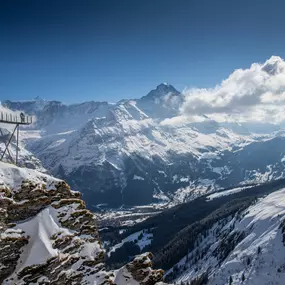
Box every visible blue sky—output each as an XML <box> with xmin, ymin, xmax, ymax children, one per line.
<box><xmin>0</xmin><ymin>0</ymin><xmax>285</xmax><ymax>103</ymax></box>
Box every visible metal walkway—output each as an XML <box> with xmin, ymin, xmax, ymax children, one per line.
<box><xmin>0</xmin><ymin>111</ymin><xmax>33</xmax><ymax>165</ymax></box>
<box><xmin>0</xmin><ymin>112</ymin><xmax>32</xmax><ymax>125</ymax></box>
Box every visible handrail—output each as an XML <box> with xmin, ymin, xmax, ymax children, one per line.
<box><xmin>0</xmin><ymin>111</ymin><xmax>33</xmax><ymax>125</ymax></box>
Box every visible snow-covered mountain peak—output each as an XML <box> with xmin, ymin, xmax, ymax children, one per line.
<box><xmin>141</xmin><ymin>83</ymin><xmax>181</xmax><ymax>101</ymax></box>
<box><xmin>33</xmin><ymin>95</ymin><xmax>45</xmax><ymax>101</ymax></box>
<box><xmin>262</xmin><ymin>55</ymin><xmax>284</xmax><ymax>75</ymax></box>
<box><xmin>3</xmin><ymin>83</ymin><xmax>285</xmax><ymax>209</ymax></box>
<box><xmin>3</xmin><ymin>98</ymin><xmax>49</xmax><ymax>114</ymax></box>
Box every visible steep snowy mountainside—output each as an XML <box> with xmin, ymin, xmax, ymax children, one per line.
<box><xmin>98</xmin><ymin>179</ymin><xmax>285</xmax><ymax>285</ymax></box>
<box><xmin>135</xmin><ymin>83</ymin><xmax>183</xmax><ymax>119</ymax></box>
<box><xmin>27</xmin><ymin>105</ymin><xmax>267</xmax><ymax>207</ymax></box>
<box><xmin>3</xmin><ymin>83</ymin><xmax>285</xmax><ymax>208</ymax></box>
<box><xmin>0</xmin><ymin>161</ymin><xmax>166</xmax><ymax>285</ymax></box>
<box><xmin>3</xmin><ymin>97</ymin><xmax>48</xmax><ymax>114</ymax></box>
<box><xmin>141</xmin><ymin>83</ymin><xmax>180</xmax><ymax>101</ymax></box>
<box><xmin>0</xmin><ymin>161</ymin><xmax>59</xmax><ymax>190</ymax></box>
<box><xmin>3</xmin><ymin>83</ymin><xmax>181</xmax><ymax>133</ymax></box>
<box><xmin>167</xmin><ymin>185</ymin><xmax>285</xmax><ymax>285</ymax></box>
<box><xmin>3</xmin><ymin>98</ymin><xmax>111</xmax><ymax>135</ymax></box>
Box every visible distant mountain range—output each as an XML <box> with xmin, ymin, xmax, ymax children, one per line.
<box><xmin>2</xmin><ymin>82</ymin><xmax>285</xmax><ymax>285</ymax></box>
<box><xmin>2</xmin><ymin>83</ymin><xmax>285</xmax><ymax>209</ymax></box>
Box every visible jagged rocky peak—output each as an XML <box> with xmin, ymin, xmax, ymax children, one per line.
<box><xmin>0</xmin><ymin>162</ymin><xmax>166</xmax><ymax>285</ymax></box>
<box><xmin>2</xmin><ymin>99</ymin><xmax>111</xmax><ymax>125</ymax></box>
<box><xmin>41</xmin><ymin>100</ymin><xmax>110</xmax><ymax>117</ymax></box>
<box><xmin>2</xmin><ymin>99</ymin><xmax>48</xmax><ymax>114</ymax></box>
<box><xmin>34</xmin><ymin>96</ymin><xmax>44</xmax><ymax>101</ymax></box>
<box><xmin>262</xmin><ymin>55</ymin><xmax>283</xmax><ymax>75</ymax></box>
<box><xmin>40</xmin><ymin>100</ymin><xmax>65</xmax><ymax>118</ymax></box>
<box><xmin>141</xmin><ymin>83</ymin><xmax>181</xmax><ymax>101</ymax></box>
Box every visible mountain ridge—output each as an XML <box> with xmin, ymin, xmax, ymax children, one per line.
<box><xmin>2</xmin><ymin>83</ymin><xmax>285</xmax><ymax>209</ymax></box>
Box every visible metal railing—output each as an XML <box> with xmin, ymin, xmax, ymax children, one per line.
<box><xmin>0</xmin><ymin>112</ymin><xmax>33</xmax><ymax>125</ymax></box>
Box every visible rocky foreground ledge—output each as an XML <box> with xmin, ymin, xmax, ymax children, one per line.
<box><xmin>0</xmin><ymin>162</ymin><xmax>167</xmax><ymax>285</ymax></box>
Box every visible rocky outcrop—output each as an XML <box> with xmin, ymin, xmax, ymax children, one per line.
<box><xmin>0</xmin><ymin>162</ymin><xmax>166</xmax><ymax>285</ymax></box>
<box><xmin>126</xmin><ymin>253</ymin><xmax>164</xmax><ymax>285</ymax></box>
<box><xmin>90</xmin><ymin>252</ymin><xmax>166</xmax><ymax>285</ymax></box>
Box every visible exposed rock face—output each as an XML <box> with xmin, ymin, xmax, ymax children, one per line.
<box><xmin>92</xmin><ymin>253</ymin><xmax>166</xmax><ymax>285</ymax></box>
<box><xmin>126</xmin><ymin>253</ymin><xmax>164</xmax><ymax>285</ymax></box>
<box><xmin>0</xmin><ymin>162</ymin><xmax>166</xmax><ymax>285</ymax></box>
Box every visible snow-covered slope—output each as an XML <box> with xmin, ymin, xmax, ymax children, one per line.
<box><xmin>3</xmin><ymin>83</ymin><xmax>285</xmax><ymax>208</ymax></box>
<box><xmin>0</xmin><ymin>162</ymin><xmax>166</xmax><ymax>285</ymax></box>
<box><xmin>167</xmin><ymin>187</ymin><xmax>285</xmax><ymax>285</ymax></box>
<box><xmin>0</xmin><ymin>126</ymin><xmax>45</xmax><ymax>171</ymax></box>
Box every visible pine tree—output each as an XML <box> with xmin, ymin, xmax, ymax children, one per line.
<box><xmin>241</xmin><ymin>272</ymin><xmax>245</xmax><ymax>282</ymax></box>
<box><xmin>229</xmin><ymin>275</ymin><xmax>233</xmax><ymax>285</ymax></box>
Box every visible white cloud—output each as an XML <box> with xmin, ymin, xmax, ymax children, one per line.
<box><xmin>160</xmin><ymin>115</ymin><xmax>206</xmax><ymax>126</ymax></box>
<box><xmin>179</xmin><ymin>56</ymin><xmax>285</xmax><ymax>124</ymax></box>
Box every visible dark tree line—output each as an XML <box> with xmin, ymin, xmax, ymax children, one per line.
<box><xmin>153</xmin><ymin>197</ymin><xmax>256</xmax><ymax>270</ymax></box>
<box><xmin>105</xmin><ymin>177</ymin><xmax>285</xmax><ymax>280</ymax></box>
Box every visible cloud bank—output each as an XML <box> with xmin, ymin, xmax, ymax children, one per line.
<box><xmin>178</xmin><ymin>56</ymin><xmax>285</xmax><ymax>125</ymax></box>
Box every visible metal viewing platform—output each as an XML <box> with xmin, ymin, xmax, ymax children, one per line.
<box><xmin>0</xmin><ymin>112</ymin><xmax>32</xmax><ymax>125</ymax></box>
<box><xmin>0</xmin><ymin>111</ymin><xmax>33</xmax><ymax>165</ymax></box>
